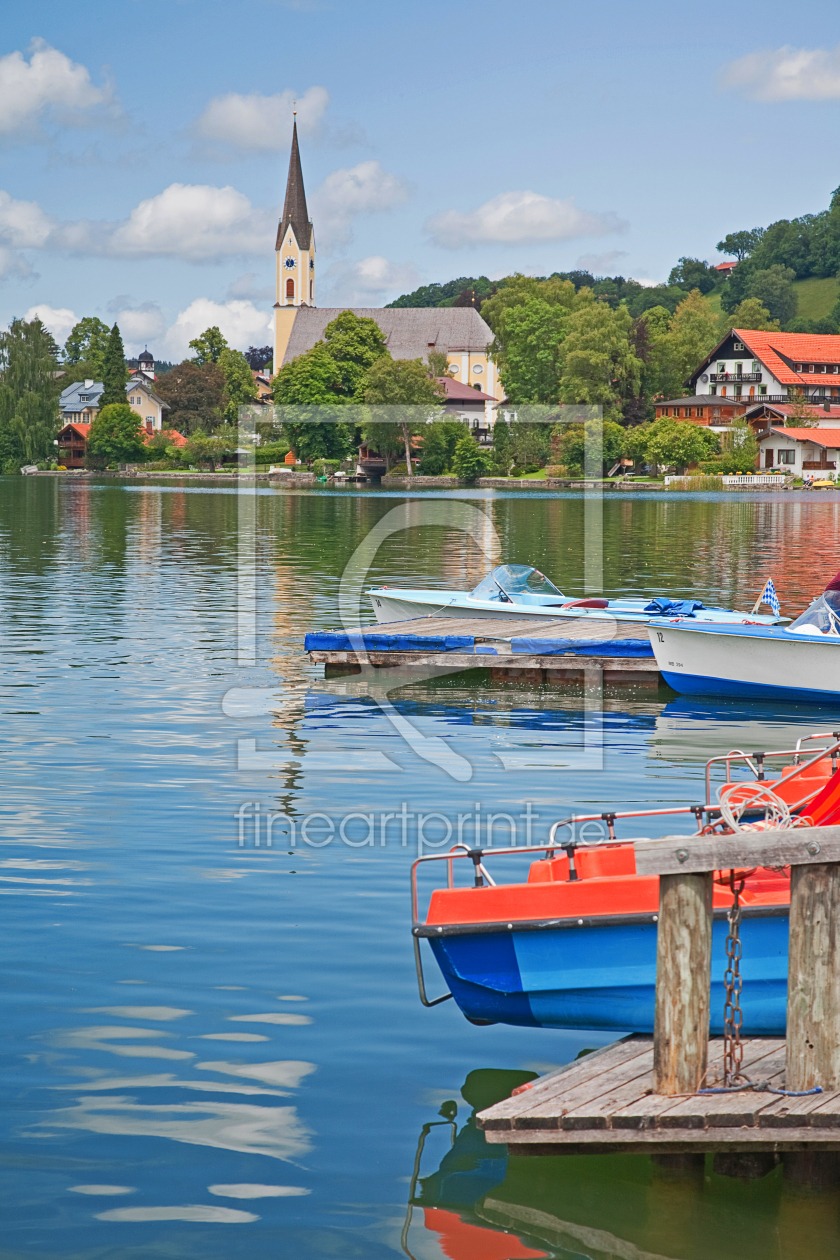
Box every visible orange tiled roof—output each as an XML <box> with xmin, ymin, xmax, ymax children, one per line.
<box><xmin>57</xmin><ymin>422</ymin><xmax>92</xmax><ymax>438</ymax></box>
<box><xmin>733</xmin><ymin>329</ymin><xmax>840</xmax><ymax>386</ymax></box>
<box><xmin>758</xmin><ymin>427</ymin><xmax>840</xmax><ymax>446</ymax></box>
<box><xmin>144</xmin><ymin>428</ymin><xmax>187</xmax><ymax>447</ymax></box>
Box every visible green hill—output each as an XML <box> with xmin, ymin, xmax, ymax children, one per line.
<box><xmin>792</xmin><ymin>276</ymin><xmax>840</xmax><ymax>321</ymax></box>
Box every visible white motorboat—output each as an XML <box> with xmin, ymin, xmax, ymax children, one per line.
<box><xmin>367</xmin><ymin>564</ymin><xmax>785</xmax><ymax>626</ymax></box>
<box><xmin>649</xmin><ymin>591</ymin><xmax>840</xmax><ymax>702</ymax></box>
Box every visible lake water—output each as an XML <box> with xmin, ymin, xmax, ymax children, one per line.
<box><xmin>2</xmin><ymin>477</ymin><xmax>840</xmax><ymax>1259</ymax></box>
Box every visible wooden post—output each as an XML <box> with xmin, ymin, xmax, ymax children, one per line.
<box><xmin>787</xmin><ymin>863</ymin><xmax>840</xmax><ymax>1092</ymax></box>
<box><xmin>653</xmin><ymin>872</ymin><xmax>714</xmax><ymax>1094</ymax></box>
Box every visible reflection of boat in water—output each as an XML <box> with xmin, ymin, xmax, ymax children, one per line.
<box><xmin>402</xmin><ymin>1068</ymin><xmax>547</xmax><ymax>1260</ymax></box>
<box><xmin>406</xmin><ymin>1070</ymin><xmax>840</xmax><ymax>1260</ymax></box>
<box><xmin>412</xmin><ymin>733</ymin><xmax>840</xmax><ymax>1033</ymax></box>
<box><xmin>369</xmin><ymin>564</ymin><xmax>784</xmax><ymax>626</ymax></box>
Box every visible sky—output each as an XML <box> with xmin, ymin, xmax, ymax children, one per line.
<box><xmin>3</xmin><ymin>0</ymin><xmax>840</xmax><ymax>358</ymax></box>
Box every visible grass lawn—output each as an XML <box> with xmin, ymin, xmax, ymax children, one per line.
<box><xmin>792</xmin><ymin>276</ymin><xmax>840</xmax><ymax>321</ymax></box>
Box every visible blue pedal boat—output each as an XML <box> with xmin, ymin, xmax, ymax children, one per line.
<box><xmin>411</xmin><ymin>735</ymin><xmax>840</xmax><ymax>1034</ymax></box>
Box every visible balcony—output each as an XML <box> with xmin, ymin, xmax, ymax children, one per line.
<box><xmin>710</xmin><ymin>372</ymin><xmax>762</xmax><ymax>383</ymax></box>
<box><xmin>803</xmin><ymin>461</ymin><xmax>837</xmax><ymax>470</ymax></box>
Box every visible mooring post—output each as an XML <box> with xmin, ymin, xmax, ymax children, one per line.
<box><xmin>787</xmin><ymin>862</ymin><xmax>840</xmax><ymax>1092</ymax></box>
<box><xmin>653</xmin><ymin>871</ymin><xmax>714</xmax><ymax>1094</ymax></box>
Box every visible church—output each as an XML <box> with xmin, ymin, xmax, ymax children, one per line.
<box><xmin>272</xmin><ymin>124</ymin><xmax>502</xmax><ymax>405</ymax></box>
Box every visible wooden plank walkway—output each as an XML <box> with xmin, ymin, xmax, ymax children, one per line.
<box><xmin>477</xmin><ymin>1036</ymin><xmax>840</xmax><ymax>1153</ymax></box>
<box><xmin>308</xmin><ymin>615</ymin><xmax>659</xmax><ymax>684</ymax></box>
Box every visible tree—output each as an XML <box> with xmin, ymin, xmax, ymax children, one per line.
<box><xmin>490</xmin><ymin>297</ymin><xmax>574</xmax><ymax>403</ymax></box>
<box><xmin>155</xmin><ymin>361</ymin><xmax>226</xmax><ymax>434</ymax></box>
<box><xmin>631</xmin><ymin>306</ymin><xmax>680</xmax><ymax>407</ymax></box>
<box><xmin>386</xmin><ymin>275</ymin><xmax>497</xmax><ymax>309</ymax></box>
<box><xmin>427</xmin><ymin>349</ymin><xmax>449</xmax><ymax>378</ymax></box>
<box><xmin>558</xmin><ymin>301</ymin><xmax>642</xmax><ymax>421</ymax></box>
<box><xmin>189</xmin><ymin>326</ymin><xmax>228</xmax><ymax>365</ymax></box>
<box><xmin>245</xmin><ymin>345</ymin><xmax>273</xmax><ymax>370</ymax></box>
<box><xmin>451</xmin><ymin>434</ymin><xmax>488</xmax><ymax>482</ymax></box>
<box><xmin>665</xmin><ymin>289</ymin><xmax>721</xmax><ymax>387</ymax></box>
<box><xmin>785</xmin><ymin>391</ymin><xmax>820</xmax><ymax>428</ymax></box>
<box><xmin>716</xmin><ymin>229</ymin><xmax>764</xmax><ymax>261</ymax></box>
<box><xmin>0</xmin><ymin>317</ymin><xmax>62</xmax><ymax>470</ymax></box>
<box><xmin>719</xmin><ymin>298</ymin><xmax>780</xmax><ymax>334</ymax></box>
<box><xmin>490</xmin><ymin>415</ymin><xmax>514</xmax><ymax>473</ymax></box>
<box><xmin>667</xmin><ymin>258</ymin><xmax>718</xmax><ymax>295</ymax></box>
<box><xmin>551</xmin><ymin>420</ymin><xmax>625</xmax><ymax>476</ymax></box>
<box><xmin>360</xmin><ymin>357</ymin><xmax>445</xmax><ymax>474</ymax></box>
<box><xmin>641</xmin><ymin>418</ymin><xmax>719</xmax><ymax>473</ymax></box>
<box><xmin>64</xmin><ymin>316</ymin><xmax>110</xmax><ymax>371</ymax></box>
<box><xmin>99</xmin><ymin>324</ymin><xmax>128</xmax><ymax>408</ymax></box>
<box><xmin>509</xmin><ymin>419</ymin><xmax>552</xmax><ymax>468</ymax></box>
<box><xmin>87</xmin><ymin>403</ymin><xmax>147</xmax><ymax>466</ymax></box>
<box><xmin>718</xmin><ymin>415</ymin><xmax>759</xmax><ymax>472</ymax></box>
<box><xmin>218</xmin><ymin>347</ymin><xmax>257</xmax><ymax>422</ymax></box>
<box><xmin>322</xmin><ymin>311</ymin><xmax>388</xmax><ymax>396</ymax></box>
<box><xmin>183</xmin><ymin>432</ymin><xmax>232</xmax><ymax>470</ymax></box>
<box><xmin>747</xmin><ymin>265</ymin><xmax>798</xmax><ymax>325</ymax></box>
<box><xmin>418</xmin><ymin>419</ymin><xmax>467</xmax><ymax>474</ymax></box>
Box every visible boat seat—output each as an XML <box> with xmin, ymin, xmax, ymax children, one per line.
<box><xmin>528</xmin><ymin>845</ymin><xmax>636</xmax><ymax>883</ymax></box>
<box><xmin>562</xmin><ymin>598</ymin><xmax>610</xmax><ymax>609</ymax></box>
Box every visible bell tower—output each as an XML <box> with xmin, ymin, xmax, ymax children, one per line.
<box><xmin>273</xmin><ymin>116</ymin><xmax>315</xmax><ymax>374</ymax></box>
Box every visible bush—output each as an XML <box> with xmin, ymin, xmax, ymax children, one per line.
<box><xmin>451</xmin><ymin>434</ymin><xmax>489</xmax><ymax>483</ymax></box>
<box><xmin>312</xmin><ymin>459</ymin><xmax>340</xmax><ymax>477</ymax></box>
<box><xmin>544</xmin><ymin>465</ymin><xmax>567</xmax><ymax>477</ymax></box>
<box><xmin>256</xmin><ymin>441</ymin><xmax>290</xmax><ymax>463</ymax></box>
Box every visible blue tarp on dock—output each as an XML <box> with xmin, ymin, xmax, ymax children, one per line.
<box><xmin>510</xmin><ymin>638</ymin><xmax>654</xmax><ymax>658</ymax></box>
<box><xmin>304</xmin><ymin>630</ymin><xmax>476</xmax><ymax>652</ymax></box>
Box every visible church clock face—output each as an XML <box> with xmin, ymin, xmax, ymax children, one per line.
<box><xmin>284</xmin><ymin>256</ymin><xmax>296</xmax><ymax>270</ymax></box>
<box><xmin>310</xmin><ymin>259</ymin><xmax>314</xmax><ymax>270</ymax></box>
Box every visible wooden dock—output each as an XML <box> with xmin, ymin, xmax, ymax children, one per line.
<box><xmin>478</xmin><ymin>1035</ymin><xmax>840</xmax><ymax>1154</ymax></box>
<box><xmin>306</xmin><ymin>615</ymin><xmax>660</xmax><ymax>685</ymax></box>
<box><xmin>478</xmin><ymin>823</ymin><xmax>840</xmax><ymax>1169</ymax></box>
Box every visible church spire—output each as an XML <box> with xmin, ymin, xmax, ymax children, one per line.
<box><xmin>276</xmin><ymin>118</ymin><xmax>312</xmax><ymax>251</ymax></box>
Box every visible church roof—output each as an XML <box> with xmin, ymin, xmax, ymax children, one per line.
<box><xmin>280</xmin><ymin>307</ymin><xmax>493</xmax><ymax>366</ymax></box>
<box><xmin>276</xmin><ymin>120</ymin><xmax>312</xmax><ymax>251</ymax></box>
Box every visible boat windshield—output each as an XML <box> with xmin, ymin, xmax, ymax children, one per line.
<box><xmin>788</xmin><ymin>592</ymin><xmax>840</xmax><ymax>636</ymax></box>
<box><xmin>469</xmin><ymin>564</ymin><xmax>565</xmax><ymax>600</ymax></box>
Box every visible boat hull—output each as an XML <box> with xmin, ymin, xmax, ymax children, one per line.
<box><xmin>428</xmin><ymin>912</ymin><xmax>788</xmax><ymax>1032</ymax></box>
<box><xmin>650</xmin><ymin>622</ymin><xmax>840</xmax><ymax>702</ymax></box>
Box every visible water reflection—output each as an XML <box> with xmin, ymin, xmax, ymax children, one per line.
<box><xmin>407</xmin><ymin>1070</ymin><xmax>840</xmax><ymax>1260</ymax></box>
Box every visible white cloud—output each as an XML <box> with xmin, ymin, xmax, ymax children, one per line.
<box><xmin>313</xmin><ymin>161</ymin><xmax>410</xmax><ymax>251</ymax></box>
<box><xmin>0</xmin><ymin>190</ymin><xmax>55</xmax><ymax>247</ymax></box>
<box><xmin>322</xmin><ymin>255</ymin><xmax>420</xmax><ymax>304</ymax></box>
<box><xmin>52</xmin><ymin>184</ymin><xmax>274</xmax><ymax>262</ymax></box>
<box><xmin>162</xmin><ymin>298</ymin><xmax>272</xmax><ymax>361</ymax></box>
<box><xmin>193</xmin><ymin>86</ymin><xmax>329</xmax><ymax>152</ymax></box>
<box><xmin>226</xmin><ymin>272</ymin><xmax>274</xmax><ymax>302</ymax></box>
<box><xmin>0</xmin><ymin>39</ymin><xmax>116</xmax><ymax>138</ymax></box>
<box><xmin>23</xmin><ymin>303</ymin><xmax>77</xmax><ymax>344</ymax></box>
<box><xmin>108</xmin><ymin>300</ymin><xmax>168</xmax><ymax>353</ymax></box>
<box><xmin>575</xmin><ymin>250</ymin><xmax>629</xmax><ymax>274</ymax></box>
<box><xmin>721</xmin><ymin>44</ymin><xmax>840</xmax><ymax>101</ymax></box>
<box><xmin>425</xmin><ymin>190</ymin><xmax>627</xmax><ymax>249</ymax></box>
<box><xmin>0</xmin><ymin>247</ymin><xmax>35</xmax><ymax>282</ymax></box>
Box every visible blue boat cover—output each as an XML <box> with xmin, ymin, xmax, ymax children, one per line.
<box><xmin>304</xmin><ymin>630</ymin><xmax>476</xmax><ymax>652</ymax></box>
<box><xmin>643</xmin><ymin>597</ymin><xmax>705</xmax><ymax>615</ymax></box>
<box><xmin>511</xmin><ymin>638</ymin><xmax>654</xmax><ymax>657</ymax></box>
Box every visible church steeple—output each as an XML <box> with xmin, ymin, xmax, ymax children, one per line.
<box><xmin>276</xmin><ymin>119</ymin><xmax>312</xmax><ymax>251</ymax></box>
<box><xmin>274</xmin><ymin>117</ymin><xmax>315</xmax><ymax>312</ymax></box>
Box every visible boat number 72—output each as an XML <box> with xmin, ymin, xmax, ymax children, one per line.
<box><xmin>655</xmin><ymin>631</ymin><xmax>665</xmax><ymax>643</ymax></box>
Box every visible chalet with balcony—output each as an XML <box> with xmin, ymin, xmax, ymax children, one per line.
<box><xmin>689</xmin><ymin>329</ymin><xmax>840</xmax><ymax>404</ymax></box>
<box><xmin>744</xmin><ymin>400</ymin><xmax>840</xmax><ymax>434</ymax></box>
<box><xmin>653</xmin><ymin>396</ymin><xmax>745</xmax><ymax>430</ymax></box>
<box><xmin>756</xmin><ymin>427</ymin><xmax>840</xmax><ymax>479</ymax></box>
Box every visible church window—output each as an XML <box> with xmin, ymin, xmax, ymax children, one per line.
<box><xmin>472</xmin><ymin>364</ymin><xmax>484</xmax><ymax>374</ymax></box>
<box><xmin>286</xmin><ymin>278</ymin><xmax>295</xmax><ymax>299</ymax></box>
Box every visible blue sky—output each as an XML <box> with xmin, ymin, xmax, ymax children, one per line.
<box><xmin>3</xmin><ymin>0</ymin><xmax>840</xmax><ymax>358</ymax></box>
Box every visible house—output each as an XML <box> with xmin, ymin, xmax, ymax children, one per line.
<box><xmin>251</xmin><ymin>369</ymin><xmax>273</xmax><ymax>404</ymax></box>
<box><xmin>127</xmin><ymin>349</ymin><xmax>156</xmax><ymax>383</ymax></box>
<box><xmin>59</xmin><ymin>380</ymin><xmax>104</xmax><ymax>423</ymax></box>
<box><xmin>653</xmin><ymin>395</ymin><xmax>746</xmax><ymax>431</ymax></box>
<box><xmin>271</xmin><ymin>123</ymin><xmax>500</xmax><ymax>400</ymax></box>
<box><xmin>59</xmin><ymin>377</ymin><xmax>169</xmax><ymax>430</ymax></box>
<box><xmin>744</xmin><ymin>400</ymin><xmax>840</xmax><ymax>434</ymax></box>
<box><xmin>715</xmin><ymin>261</ymin><xmax>737</xmax><ymax>277</ymax></box>
<box><xmin>56</xmin><ymin>421</ymin><xmax>186</xmax><ymax>468</ymax></box>
<box><xmin>125</xmin><ymin>378</ymin><xmax>170</xmax><ymax>431</ymax></box>
<box><xmin>437</xmin><ymin>377</ymin><xmax>497</xmax><ymax>443</ymax></box>
<box><xmin>56</xmin><ymin>422</ymin><xmax>91</xmax><ymax>467</ymax></box>
<box><xmin>690</xmin><ymin>329</ymin><xmax>840</xmax><ymax>404</ymax></box>
<box><xmin>756</xmin><ymin>427</ymin><xmax>840</xmax><ymax>479</ymax></box>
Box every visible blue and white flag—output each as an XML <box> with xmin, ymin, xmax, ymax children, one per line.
<box><xmin>755</xmin><ymin>578</ymin><xmax>780</xmax><ymax>616</ymax></box>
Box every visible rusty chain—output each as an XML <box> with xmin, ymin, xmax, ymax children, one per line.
<box><xmin>722</xmin><ymin>870</ymin><xmax>747</xmax><ymax>1087</ymax></box>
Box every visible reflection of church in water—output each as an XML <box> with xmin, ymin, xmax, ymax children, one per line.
<box><xmin>271</xmin><ymin>123</ymin><xmax>503</xmax><ymax>418</ymax></box>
